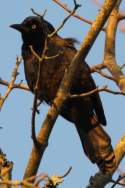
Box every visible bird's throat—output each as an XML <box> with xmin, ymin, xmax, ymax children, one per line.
<box><xmin>22</xmin><ymin>34</ymin><xmax>45</xmax><ymax>55</ymax></box>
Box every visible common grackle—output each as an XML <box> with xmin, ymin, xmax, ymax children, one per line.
<box><xmin>10</xmin><ymin>16</ymin><xmax>116</xmax><ymax>173</ymax></box>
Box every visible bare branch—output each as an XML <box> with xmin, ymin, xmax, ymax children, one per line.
<box><xmin>44</xmin><ymin>51</ymin><xmax>63</xmax><ymax>60</ymax></box>
<box><xmin>111</xmin><ymin>176</ymin><xmax>125</xmax><ymax>187</ymax></box>
<box><xmin>0</xmin><ymin>57</ymin><xmax>22</xmax><ymax>109</ymax></box>
<box><xmin>31</xmin><ymin>8</ymin><xmax>47</xmax><ymax>18</ymax></box>
<box><xmin>52</xmin><ymin>0</ymin><xmax>106</xmax><ymax>31</ymax></box>
<box><xmin>30</xmin><ymin>37</ymin><xmax>51</xmax><ymax>147</ymax></box>
<box><xmin>90</xmin><ymin>63</ymin><xmax>118</xmax><ymax>82</ymax></box>
<box><xmin>69</xmin><ymin>85</ymin><xmax>125</xmax><ymax>99</ymax></box>
<box><xmin>92</xmin><ymin>68</ymin><xmax>117</xmax><ymax>82</ymax></box>
<box><xmin>51</xmin><ymin>0</ymin><xmax>94</xmax><ymax>25</ymax></box>
<box><xmin>31</xmin><ymin>94</ymin><xmax>40</xmax><ymax>148</ymax></box>
<box><xmin>120</xmin><ymin>64</ymin><xmax>125</xmax><ymax>70</ymax></box>
<box><xmin>29</xmin><ymin>45</ymin><xmax>42</xmax><ymax>62</ymax></box>
<box><xmin>49</xmin><ymin>0</ymin><xmax>81</xmax><ymax>37</ymax></box>
<box><xmin>90</xmin><ymin>63</ymin><xmax>106</xmax><ymax>72</ymax></box>
<box><xmin>118</xmin><ymin>12</ymin><xmax>125</xmax><ymax>21</ymax></box>
<box><xmin>103</xmin><ymin>0</ymin><xmax>125</xmax><ymax>92</ymax></box>
<box><xmin>30</xmin><ymin>39</ymin><xmax>63</xmax><ymax>147</ymax></box>
<box><xmin>0</xmin><ymin>78</ymin><xmax>29</xmax><ymax>91</ymax></box>
<box><xmin>101</xmin><ymin>87</ymin><xmax>125</xmax><ymax>95</ymax></box>
<box><xmin>59</xmin><ymin>167</ymin><xmax>72</xmax><ymax>178</ymax></box>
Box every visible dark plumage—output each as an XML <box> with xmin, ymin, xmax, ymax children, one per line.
<box><xmin>10</xmin><ymin>16</ymin><xmax>116</xmax><ymax>173</ymax></box>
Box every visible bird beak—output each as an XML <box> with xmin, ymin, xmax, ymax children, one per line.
<box><xmin>10</xmin><ymin>24</ymin><xmax>28</xmax><ymax>33</ymax></box>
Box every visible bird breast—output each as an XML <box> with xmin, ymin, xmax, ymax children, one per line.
<box><xmin>23</xmin><ymin>44</ymin><xmax>75</xmax><ymax>104</ymax></box>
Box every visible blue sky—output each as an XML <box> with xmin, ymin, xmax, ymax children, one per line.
<box><xmin>0</xmin><ymin>0</ymin><xmax>125</xmax><ymax>187</ymax></box>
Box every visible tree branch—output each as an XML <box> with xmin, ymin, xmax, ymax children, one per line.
<box><xmin>103</xmin><ymin>0</ymin><xmax>125</xmax><ymax>93</ymax></box>
<box><xmin>69</xmin><ymin>85</ymin><xmax>125</xmax><ymax>99</ymax></box>
<box><xmin>90</xmin><ymin>63</ymin><xmax>106</xmax><ymax>72</ymax></box>
<box><xmin>52</xmin><ymin>0</ymin><xmax>93</xmax><ymax>25</ymax></box>
<box><xmin>0</xmin><ymin>57</ymin><xmax>22</xmax><ymax>109</ymax></box>
<box><xmin>0</xmin><ymin>78</ymin><xmax>29</xmax><ymax>91</ymax></box>
<box><xmin>30</xmin><ymin>39</ymin><xmax>48</xmax><ymax>147</ymax></box>
<box><xmin>91</xmin><ymin>68</ymin><xmax>117</xmax><ymax>82</ymax></box>
<box><xmin>49</xmin><ymin>0</ymin><xmax>81</xmax><ymax>37</ymax></box>
<box><xmin>118</xmin><ymin>12</ymin><xmax>125</xmax><ymax>21</ymax></box>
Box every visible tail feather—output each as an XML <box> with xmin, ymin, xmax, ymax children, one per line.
<box><xmin>75</xmin><ymin>120</ymin><xmax>116</xmax><ymax>173</ymax></box>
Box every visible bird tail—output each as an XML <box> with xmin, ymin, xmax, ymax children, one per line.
<box><xmin>75</xmin><ymin>115</ymin><xmax>116</xmax><ymax>173</ymax></box>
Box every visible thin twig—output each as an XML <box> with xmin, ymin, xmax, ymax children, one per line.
<box><xmin>42</xmin><ymin>167</ymin><xmax>72</xmax><ymax>188</ymax></box>
<box><xmin>0</xmin><ymin>57</ymin><xmax>22</xmax><ymax>109</ymax></box>
<box><xmin>111</xmin><ymin>176</ymin><xmax>125</xmax><ymax>187</ymax></box>
<box><xmin>59</xmin><ymin>167</ymin><xmax>72</xmax><ymax>178</ymax></box>
<box><xmin>34</xmin><ymin>174</ymin><xmax>49</xmax><ymax>187</ymax></box>
<box><xmin>30</xmin><ymin>37</ymin><xmax>62</xmax><ymax>147</ymax></box>
<box><xmin>51</xmin><ymin>0</ymin><xmax>95</xmax><ymax>27</ymax></box>
<box><xmin>31</xmin><ymin>8</ymin><xmax>47</xmax><ymax>18</ymax></box>
<box><xmin>30</xmin><ymin>39</ymin><xmax>48</xmax><ymax>147</ymax></box>
<box><xmin>25</xmin><ymin>173</ymin><xmax>48</xmax><ymax>183</ymax></box>
<box><xmin>52</xmin><ymin>0</ymin><xmax>106</xmax><ymax>32</ymax></box>
<box><xmin>34</xmin><ymin>39</ymin><xmax>48</xmax><ymax>91</ymax></box>
<box><xmin>0</xmin><ymin>78</ymin><xmax>29</xmax><ymax>91</ymax></box>
<box><xmin>49</xmin><ymin>0</ymin><xmax>81</xmax><ymax>37</ymax></box>
<box><xmin>44</xmin><ymin>51</ymin><xmax>63</xmax><ymax>60</ymax></box>
<box><xmin>90</xmin><ymin>63</ymin><xmax>106</xmax><ymax>72</ymax></box>
<box><xmin>31</xmin><ymin>94</ymin><xmax>40</xmax><ymax>147</ymax></box>
<box><xmin>120</xmin><ymin>64</ymin><xmax>125</xmax><ymax>70</ymax></box>
<box><xmin>118</xmin><ymin>12</ymin><xmax>125</xmax><ymax>21</ymax></box>
<box><xmin>117</xmin><ymin>168</ymin><xmax>125</xmax><ymax>186</ymax></box>
<box><xmin>29</xmin><ymin>45</ymin><xmax>42</xmax><ymax>62</ymax></box>
<box><xmin>69</xmin><ymin>85</ymin><xmax>125</xmax><ymax>99</ymax></box>
<box><xmin>92</xmin><ymin>68</ymin><xmax>117</xmax><ymax>82</ymax></box>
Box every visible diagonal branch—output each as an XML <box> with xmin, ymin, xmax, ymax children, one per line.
<box><xmin>51</xmin><ymin>0</ymin><xmax>95</xmax><ymax>26</ymax></box>
<box><xmin>49</xmin><ymin>0</ymin><xmax>81</xmax><ymax>37</ymax></box>
<box><xmin>52</xmin><ymin>0</ymin><xmax>106</xmax><ymax>31</ymax></box>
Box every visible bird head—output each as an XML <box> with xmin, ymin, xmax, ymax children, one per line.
<box><xmin>10</xmin><ymin>16</ymin><xmax>55</xmax><ymax>46</ymax></box>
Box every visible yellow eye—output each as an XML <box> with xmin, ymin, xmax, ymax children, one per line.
<box><xmin>31</xmin><ymin>24</ymin><xmax>36</xmax><ymax>29</ymax></box>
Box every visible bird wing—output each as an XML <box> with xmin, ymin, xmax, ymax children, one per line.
<box><xmin>46</xmin><ymin>35</ymin><xmax>107</xmax><ymax>126</ymax></box>
<box><xmin>89</xmin><ymin>76</ymin><xmax>107</xmax><ymax>126</ymax></box>
<box><xmin>79</xmin><ymin>63</ymin><xmax>107</xmax><ymax>126</ymax></box>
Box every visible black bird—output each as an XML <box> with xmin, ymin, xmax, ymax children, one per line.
<box><xmin>10</xmin><ymin>16</ymin><xmax>116</xmax><ymax>173</ymax></box>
